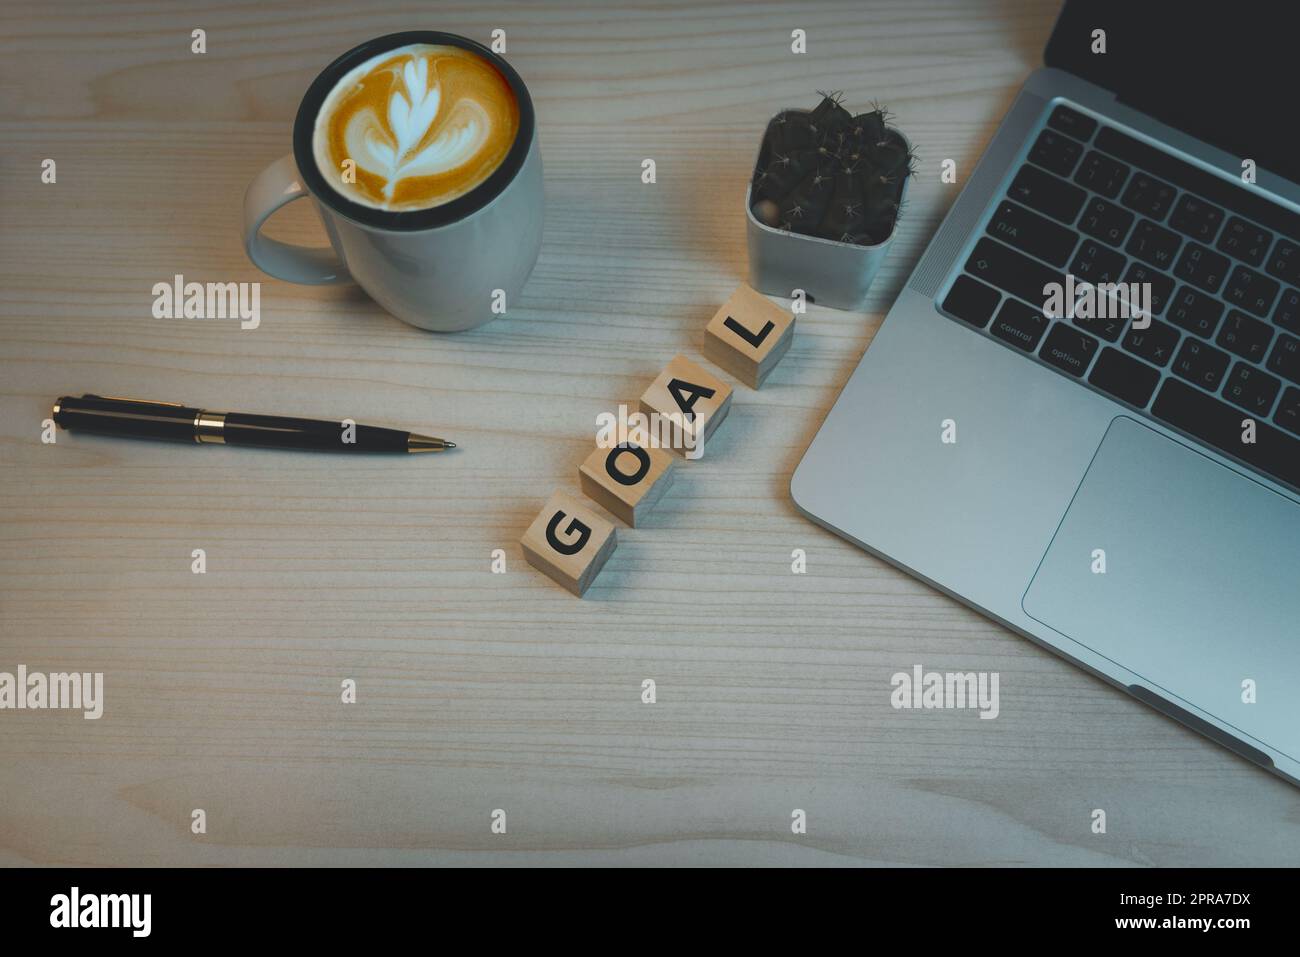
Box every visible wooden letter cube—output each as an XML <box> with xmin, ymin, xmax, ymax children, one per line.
<box><xmin>703</xmin><ymin>284</ymin><xmax>795</xmax><ymax>388</ymax></box>
<box><xmin>520</xmin><ymin>490</ymin><xmax>617</xmax><ymax>597</ymax></box>
<box><xmin>579</xmin><ymin>441</ymin><xmax>675</xmax><ymax>526</ymax></box>
<box><xmin>638</xmin><ymin>354</ymin><xmax>733</xmax><ymax>457</ymax></box>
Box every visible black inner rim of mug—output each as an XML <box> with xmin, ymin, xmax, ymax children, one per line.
<box><xmin>292</xmin><ymin>31</ymin><xmax>536</xmax><ymax>232</ymax></box>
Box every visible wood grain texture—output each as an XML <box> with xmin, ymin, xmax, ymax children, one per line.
<box><xmin>2</xmin><ymin>0</ymin><xmax>1297</xmax><ymax>867</ymax></box>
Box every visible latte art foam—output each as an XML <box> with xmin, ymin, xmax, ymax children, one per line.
<box><xmin>312</xmin><ymin>44</ymin><xmax>520</xmax><ymax>212</ymax></box>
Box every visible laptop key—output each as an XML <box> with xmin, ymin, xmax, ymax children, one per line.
<box><xmin>1172</xmin><ymin>242</ymin><xmax>1229</xmax><ymax>293</ymax></box>
<box><xmin>1073</xmin><ymin>151</ymin><xmax>1128</xmax><ymax>198</ymax></box>
<box><xmin>1039</xmin><ymin>323</ymin><xmax>1099</xmax><ymax>376</ymax></box>
<box><xmin>1167</xmin><ymin>285</ymin><xmax>1225</xmax><ymax>337</ymax></box>
<box><xmin>1266</xmin><ymin>240</ymin><xmax>1300</xmax><ymax>286</ymax></box>
<box><xmin>1169</xmin><ymin>194</ymin><xmax>1225</xmax><ymax>243</ymax></box>
<box><xmin>1121</xmin><ymin>261</ymin><xmax>1173</xmax><ymax>315</ymax></box>
<box><xmin>1153</xmin><ymin>378</ymin><xmax>1300</xmax><ymax>490</ymax></box>
<box><xmin>1088</xmin><ymin>347</ymin><xmax>1160</xmax><ymax>408</ymax></box>
<box><xmin>1072</xmin><ymin>312</ymin><xmax>1126</xmax><ymax>343</ymax></box>
<box><xmin>1047</xmin><ymin>105</ymin><xmax>1096</xmax><ymax>142</ymax></box>
<box><xmin>1008</xmin><ymin>164</ymin><xmax>1086</xmax><ymax>224</ymax></box>
<box><xmin>990</xmin><ymin>299</ymin><xmax>1049</xmax><ymax>351</ymax></box>
<box><xmin>1120</xmin><ymin>172</ymin><xmax>1177</xmax><ymax>221</ymax></box>
<box><xmin>986</xmin><ymin>200</ymin><xmax>1078</xmax><ymax>267</ymax></box>
<box><xmin>1078</xmin><ymin>197</ymin><xmax>1134</xmax><ymax>247</ymax></box>
<box><xmin>1028</xmin><ymin>128</ymin><xmax>1083</xmax><ymax>178</ymax></box>
<box><xmin>1276</xmin><ymin>386</ymin><xmax>1300</xmax><ymax>436</ymax></box>
<box><xmin>1069</xmin><ymin>240</ymin><xmax>1126</xmax><ymax>285</ymax></box>
<box><xmin>1266</xmin><ymin>333</ymin><xmax>1300</xmax><ymax>385</ymax></box>
<box><xmin>1275</xmin><ymin>287</ymin><xmax>1300</xmax><ymax>334</ymax></box>
<box><xmin>1221</xmin><ymin>264</ymin><xmax>1280</xmax><ymax>317</ymax></box>
<box><xmin>1216</xmin><ymin>310</ymin><xmax>1274</xmax><ymax>363</ymax></box>
<box><xmin>1222</xmin><ymin>362</ymin><xmax>1282</xmax><ymax>417</ymax></box>
<box><xmin>1122</xmin><ymin>318</ymin><xmax>1180</xmax><ymax>367</ymax></box>
<box><xmin>1125</xmin><ymin>218</ymin><xmax>1181</xmax><ymax>270</ymax></box>
<box><xmin>943</xmin><ymin>275</ymin><xmax>1000</xmax><ymax>328</ymax></box>
<box><xmin>1173</xmin><ymin>338</ymin><xmax>1231</xmax><ymax>390</ymax></box>
<box><xmin>965</xmin><ymin>237</ymin><xmax>1064</xmax><ymax>309</ymax></box>
<box><xmin>1216</xmin><ymin>216</ymin><xmax>1272</xmax><ymax>267</ymax></box>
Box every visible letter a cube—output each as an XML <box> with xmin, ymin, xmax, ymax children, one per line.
<box><xmin>639</xmin><ymin>354</ymin><xmax>733</xmax><ymax>457</ymax></box>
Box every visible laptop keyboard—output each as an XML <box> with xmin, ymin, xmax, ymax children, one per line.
<box><xmin>940</xmin><ymin>103</ymin><xmax>1300</xmax><ymax>491</ymax></box>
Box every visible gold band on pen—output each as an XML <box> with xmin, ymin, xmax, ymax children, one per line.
<box><xmin>194</xmin><ymin>411</ymin><xmax>227</xmax><ymax>444</ymax></box>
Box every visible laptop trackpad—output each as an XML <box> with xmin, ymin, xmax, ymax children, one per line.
<box><xmin>1023</xmin><ymin>416</ymin><xmax>1300</xmax><ymax>761</ymax></box>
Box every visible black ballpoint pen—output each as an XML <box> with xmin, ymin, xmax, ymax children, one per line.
<box><xmin>52</xmin><ymin>395</ymin><xmax>456</xmax><ymax>453</ymax></box>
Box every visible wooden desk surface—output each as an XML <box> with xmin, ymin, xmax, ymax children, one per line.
<box><xmin>2</xmin><ymin>0</ymin><xmax>1296</xmax><ymax>866</ymax></box>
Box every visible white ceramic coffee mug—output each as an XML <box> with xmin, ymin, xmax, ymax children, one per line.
<box><xmin>242</xmin><ymin>31</ymin><xmax>543</xmax><ymax>332</ymax></box>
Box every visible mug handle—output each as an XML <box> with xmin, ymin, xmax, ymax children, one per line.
<box><xmin>243</xmin><ymin>154</ymin><xmax>350</xmax><ymax>285</ymax></box>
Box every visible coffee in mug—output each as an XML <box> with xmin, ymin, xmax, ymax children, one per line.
<box><xmin>311</xmin><ymin>44</ymin><xmax>520</xmax><ymax>212</ymax></box>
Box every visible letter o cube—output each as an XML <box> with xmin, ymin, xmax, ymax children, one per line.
<box><xmin>579</xmin><ymin>442</ymin><xmax>675</xmax><ymax>526</ymax></box>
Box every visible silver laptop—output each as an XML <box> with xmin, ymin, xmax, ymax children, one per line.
<box><xmin>792</xmin><ymin>0</ymin><xmax>1300</xmax><ymax>785</ymax></box>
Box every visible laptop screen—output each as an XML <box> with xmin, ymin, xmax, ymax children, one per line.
<box><xmin>1045</xmin><ymin>0</ymin><xmax>1300</xmax><ymax>185</ymax></box>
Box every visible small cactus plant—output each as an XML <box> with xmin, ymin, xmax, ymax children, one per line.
<box><xmin>751</xmin><ymin>92</ymin><xmax>914</xmax><ymax>246</ymax></box>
